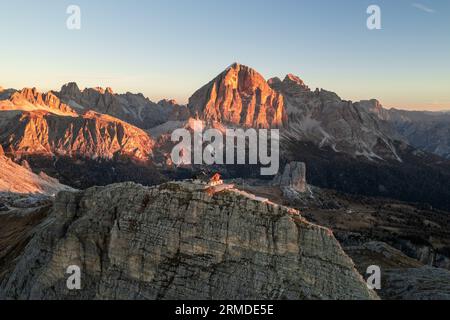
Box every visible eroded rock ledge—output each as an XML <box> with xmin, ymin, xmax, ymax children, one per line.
<box><xmin>0</xmin><ymin>181</ymin><xmax>377</xmax><ymax>300</ymax></box>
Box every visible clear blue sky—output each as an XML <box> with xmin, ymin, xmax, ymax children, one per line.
<box><xmin>1</xmin><ymin>0</ymin><xmax>449</xmax><ymax>110</ymax></box>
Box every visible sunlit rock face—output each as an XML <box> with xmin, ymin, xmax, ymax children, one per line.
<box><xmin>189</xmin><ymin>63</ymin><xmax>286</xmax><ymax>128</ymax></box>
<box><xmin>0</xmin><ymin>87</ymin><xmax>77</xmax><ymax>116</ymax></box>
<box><xmin>0</xmin><ymin>110</ymin><xmax>154</xmax><ymax>161</ymax></box>
<box><xmin>0</xmin><ymin>181</ymin><xmax>377</xmax><ymax>300</ymax></box>
<box><xmin>0</xmin><ymin>150</ymin><xmax>72</xmax><ymax>195</ymax></box>
<box><xmin>188</xmin><ymin>63</ymin><xmax>400</xmax><ymax>161</ymax></box>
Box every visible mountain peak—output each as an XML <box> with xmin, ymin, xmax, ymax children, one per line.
<box><xmin>60</xmin><ymin>82</ymin><xmax>81</xmax><ymax>96</ymax></box>
<box><xmin>227</xmin><ymin>62</ymin><xmax>244</xmax><ymax>69</ymax></box>
<box><xmin>21</xmin><ymin>87</ymin><xmax>38</xmax><ymax>96</ymax></box>
<box><xmin>284</xmin><ymin>73</ymin><xmax>306</xmax><ymax>86</ymax></box>
<box><xmin>189</xmin><ymin>63</ymin><xmax>286</xmax><ymax>128</ymax></box>
<box><xmin>105</xmin><ymin>87</ymin><xmax>114</xmax><ymax>95</ymax></box>
<box><xmin>222</xmin><ymin>63</ymin><xmax>265</xmax><ymax>81</ymax></box>
<box><xmin>158</xmin><ymin>99</ymin><xmax>178</xmax><ymax>106</ymax></box>
<box><xmin>6</xmin><ymin>87</ymin><xmax>76</xmax><ymax>116</ymax></box>
<box><xmin>267</xmin><ymin>77</ymin><xmax>282</xmax><ymax>86</ymax></box>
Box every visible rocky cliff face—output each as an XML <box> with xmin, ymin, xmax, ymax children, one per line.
<box><xmin>187</xmin><ymin>64</ymin><xmax>401</xmax><ymax>161</ymax></box>
<box><xmin>0</xmin><ymin>181</ymin><xmax>377</xmax><ymax>300</ymax></box>
<box><xmin>58</xmin><ymin>82</ymin><xmax>190</xmax><ymax>129</ymax></box>
<box><xmin>270</xmin><ymin>75</ymin><xmax>401</xmax><ymax>161</ymax></box>
<box><xmin>0</xmin><ymin>152</ymin><xmax>72</xmax><ymax>195</ymax></box>
<box><xmin>189</xmin><ymin>63</ymin><xmax>286</xmax><ymax>128</ymax></box>
<box><xmin>0</xmin><ymin>87</ymin><xmax>77</xmax><ymax>116</ymax></box>
<box><xmin>0</xmin><ymin>110</ymin><xmax>154</xmax><ymax>161</ymax></box>
<box><xmin>0</xmin><ymin>139</ymin><xmax>72</xmax><ymax>195</ymax></box>
<box><xmin>273</xmin><ymin>162</ymin><xmax>307</xmax><ymax>199</ymax></box>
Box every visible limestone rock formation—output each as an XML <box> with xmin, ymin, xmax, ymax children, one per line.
<box><xmin>59</xmin><ymin>82</ymin><xmax>81</xmax><ymax>99</ymax></box>
<box><xmin>0</xmin><ymin>181</ymin><xmax>377</xmax><ymax>300</ymax></box>
<box><xmin>0</xmin><ymin>152</ymin><xmax>72</xmax><ymax>195</ymax></box>
<box><xmin>187</xmin><ymin>63</ymin><xmax>400</xmax><ymax>161</ymax></box>
<box><xmin>273</xmin><ymin>161</ymin><xmax>307</xmax><ymax>195</ymax></box>
<box><xmin>158</xmin><ymin>99</ymin><xmax>178</xmax><ymax>107</ymax></box>
<box><xmin>58</xmin><ymin>83</ymin><xmax>190</xmax><ymax>129</ymax></box>
<box><xmin>189</xmin><ymin>63</ymin><xmax>286</xmax><ymax>128</ymax></box>
<box><xmin>0</xmin><ymin>110</ymin><xmax>154</xmax><ymax>161</ymax></box>
<box><xmin>0</xmin><ymin>87</ymin><xmax>77</xmax><ymax>116</ymax></box>
<box><xmin>269</xmin><ymin>73</ymin><xmax>401</xmax><ymax>161</ymax></box>
<box><xmin>269</xmin><ymin>74</ymin><xmax>310</xmax><ymax>96</ymax></box>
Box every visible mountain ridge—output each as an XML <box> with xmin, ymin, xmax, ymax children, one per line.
<box><xmin>2</xmin><ymin>63</ymin><xmax>450</xmax><ymax>209</ymax></box>
<box><xmin>0</xmin><ymin>109</ymin><xmax>154</xmax><ymax>161</ymax></box>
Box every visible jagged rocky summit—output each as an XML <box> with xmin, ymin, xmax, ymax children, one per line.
<box><xmin>189</xmin><ymin>63</ymin><xmax>286</xmax><ymax>128</ymax></box>
<box><xmin>0</xmin><ymin>110</ymin><xmax>153</xmax><ymax>161</ymax></box>
<box><xmin>0</xmin><ymin>181</ymin><xmax>377</xmax><ymax>300</ymax></box>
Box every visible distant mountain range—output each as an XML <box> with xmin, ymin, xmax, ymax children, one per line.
<box><xmin>1</xmin><ymin>63</ymin><xmax>450</xmax><ymax>209</ymax></box>
<box><xmin>358</xmin><ymin>101</ymin><xmax>450</xmax><ymax>159</ymax></box>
